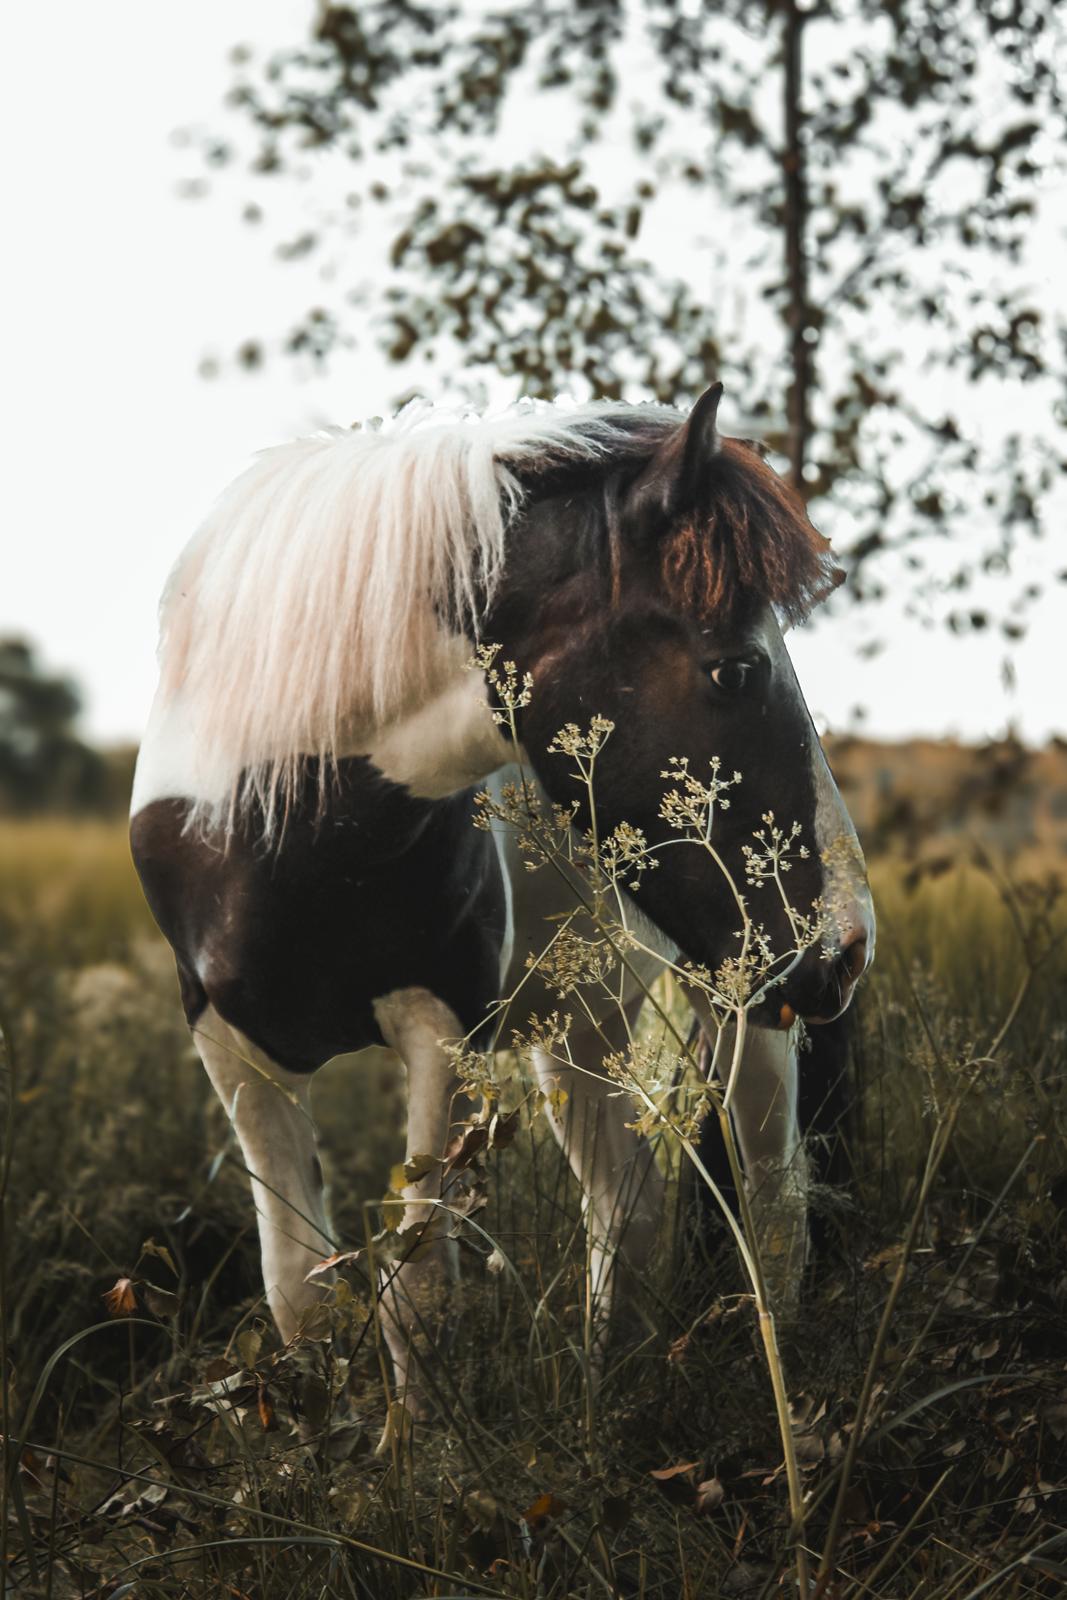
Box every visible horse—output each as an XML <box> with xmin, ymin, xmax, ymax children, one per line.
<box><xmin>129</xmin><ymin>383</ymin><xmax>875</xmax><ymax>1404</ymax></box>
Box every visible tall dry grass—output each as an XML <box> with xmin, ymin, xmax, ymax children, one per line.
<box><xmin>1</xmin><ymin>817</ymin><xmax>1065</xmax><ymax>1598</ymax></box>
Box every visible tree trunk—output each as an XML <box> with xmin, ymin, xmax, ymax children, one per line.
<box><xmin>782</xmin><ymin>0</ymin><xmax>810</xmax><ymax>496</ymax></box>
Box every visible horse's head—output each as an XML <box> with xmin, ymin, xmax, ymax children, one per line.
<box><xmin>492</xmin><ymin>384</ymin><xmax>874</xmax><ymax>1028</ymax></box>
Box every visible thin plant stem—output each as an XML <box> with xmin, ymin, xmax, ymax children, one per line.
<box><xmin>479</xmin><ymin>693</ymin><xmax>823</xmax><ymax>1592</ymax></box>
<box><xmin>812</xmin><ymin>1100</ymin><xmax>962</xmax><ymax>1594</ymax></box>
<box><xmin>874</xmin><ymin>1133</ymin><xmax>1038</xmax><ymax>1426</ymax></box>
<box><xmin>841</xmin><ymin>1470</ymin><xmax>950</xmax><ymax>1599</ymax></box>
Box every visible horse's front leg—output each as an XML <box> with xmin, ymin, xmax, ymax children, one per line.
<box><xmin>372</xmin><ymin>987</ymin><xmax>466</xmax><ymax>1414</ymax></box>
<box><xmin>533</xmin><ymin>1004</ymin><xmax>665</xmax><ymax>1362</ymax></box>
<box><xmin>723</xmin><ymin>1022</ymin><xmax>808</xmax><ymax>1314</ymax></box>
<box><xmin>193</xmin><ymin>1007</ymin><xmax>335</xmax><ymax>1340</ymax></box>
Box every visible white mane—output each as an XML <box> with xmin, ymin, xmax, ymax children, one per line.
<box><xmin>155</xmin><ymin>398</ymin><xmax>678</xmax><ymax>833</ymax></box>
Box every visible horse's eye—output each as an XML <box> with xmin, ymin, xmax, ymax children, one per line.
<box><xmin>708</xmin><ymin>660</ymin><xmax>751</xmax><ymax>693</ymax></box>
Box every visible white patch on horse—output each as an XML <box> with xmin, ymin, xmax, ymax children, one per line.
<box><xmin>132</xmin><ymin>638</ymin><xmax>517</xmax><ymax>816</ymax></box>
<box><xmin>361</xmin><ymin>649</ymin><xmax>513</xmax><ymax>798</ymax></box>
<box><xmin>721</xmin><ymin>1022</ymin><xmax>808</xmax><ymax>1310</ymax></box>
<box><xmin>757</xmin><ymin>610</ymin><xmax>874</xmax><ymax>956</ymax></box>
<box><xmin>530</xmin><ymin>999</ymin><xmax>664</xmax><ymax>1353</ymax></box>
<box><xmin>131</xmin><ymin>689</ymin><xmax>234</xmax><ymax>815</ymax></box>
<box><xmin>810</xmin><ymin>740</ymin><xmax>874</xmax><ymax>952</ymax></box>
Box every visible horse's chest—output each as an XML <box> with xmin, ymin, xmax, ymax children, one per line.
<box><xmin>131</xmin><ymin>761</ymin><xmax>508</xmax><ymax>1069</ymax></box>
<box><xmin>132</xmin><ymin>757</ymin><xmax>673</xmax><ymax>1073</ymax></box>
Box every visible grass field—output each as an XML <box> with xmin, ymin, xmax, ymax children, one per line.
<box><xmin>1</xmin><ymin>819</ymin><xmax>1065</xmax><ymax>1598</ymax></box>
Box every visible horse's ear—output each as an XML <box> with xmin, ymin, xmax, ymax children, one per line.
<box><xmin>623</xmin><ymin>382</ymin><xmax>724</xmax><ymax>533</ymax></box>
<box><xmin>678</xmin><ymin>381</ymin><xmax>724</xmax><ymax>501</ymax></box>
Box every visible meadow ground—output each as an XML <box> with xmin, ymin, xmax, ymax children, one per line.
<box><xmin>1</xmin><ymin>819</ymin><xmax>1065</xmax><ymax>1598</ymax></box>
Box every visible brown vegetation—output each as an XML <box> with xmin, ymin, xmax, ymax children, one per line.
<box><xmin>1</xmin><ymin>814</ymin><xmax>1065</xmax><ymax>1597</ymax></box>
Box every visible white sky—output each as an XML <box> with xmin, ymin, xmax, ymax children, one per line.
<box><xmin>3</xmin><ymin>1</ymin><xmax>1063</xmax><ymax>747</ymax></box>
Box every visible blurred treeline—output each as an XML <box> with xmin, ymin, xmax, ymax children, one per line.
<box><xmin>827</xmin><ymin>731</ymin><xmax>1067</xmax><ymax>874</ymax></box>
<box><xmin>0</xmin><ymin>638</ymin><xmax>135</xmax><ymax>819</ymax></box>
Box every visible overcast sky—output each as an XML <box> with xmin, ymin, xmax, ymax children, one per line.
<box><xmin>4</xmin><ymin>2</ymin><xmax>1063</xmax><ymax>750</ymax></box>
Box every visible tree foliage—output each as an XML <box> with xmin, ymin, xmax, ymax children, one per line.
<box><xmin>190</xmin><ymin>0</ymin><xmax>1067</xmax><ymax>640</ymax></box>
<box><xmin>0</xmin><ymin>638</ymin><xmax>108</xmax><ymax>814</ymax></box>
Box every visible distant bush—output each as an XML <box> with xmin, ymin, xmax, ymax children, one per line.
<box><xmin>0</xmin><ymin>637</ymin><xmax>134</xmax><ymax>818</ymax></box>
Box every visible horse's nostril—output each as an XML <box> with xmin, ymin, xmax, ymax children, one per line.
<box><xmin>837</xmin><ymin>932</ymin><xmax>868</xmax><ymax>986</ymax></box>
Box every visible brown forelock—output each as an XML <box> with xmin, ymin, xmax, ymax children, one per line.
<box><xmin>659</xmin><ymin>439</ymin><xmax>842</xmax><ymax>625</ymax></box>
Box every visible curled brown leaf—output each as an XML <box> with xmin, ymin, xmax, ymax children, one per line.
<box><xmin>103</xmin><ymin>1277</ymin><xmax>137</xmax><ymax>1317</ymax></box>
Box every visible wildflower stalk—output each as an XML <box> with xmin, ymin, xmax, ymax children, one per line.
<box><xmin>697</xmin><ymin>1016</ymin><xmax>812</xmax><ymax>1594</ymax></box>
<box><xmin>472</xmin><ymin>652</ymin><xmax>832</xmax><ymax>1591</ymax></box>
<box><xmin>501</xmin><ymin>893</ymin><xmax>801</xmax><ymax>1520</ymax></box>
<box><xmin>595</xmin><ymin>1012</ymin><xmax>812</xmax><ymax>1594</ymax></box>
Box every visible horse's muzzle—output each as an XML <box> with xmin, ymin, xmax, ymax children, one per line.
<box><xmin>798</xmin><ymin>929</ymin><xmax>871</xmax><ymax>1026</ymax></box>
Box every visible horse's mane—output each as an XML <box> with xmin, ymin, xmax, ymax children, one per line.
<box><xmin>158</xmin><ymin>400</ymin><xmax>676</xmax><ymax>833</ymax></box>
<box><xmin>156</xmin><ymin>399</ymin><xmax>833</xmax><ymax>836</ymax></box>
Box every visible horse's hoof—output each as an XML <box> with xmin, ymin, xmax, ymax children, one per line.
<box><xmin>374</xmin><ymin>1397</ymin><xmax>419</xmax><ymax>1456</ymax></box>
